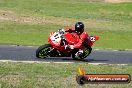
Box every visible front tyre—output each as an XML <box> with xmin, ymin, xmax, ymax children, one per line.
<box><xmin>36</xmin><ymin>44</ymin><xmax>52</xmax><ymax>59</ymax></box>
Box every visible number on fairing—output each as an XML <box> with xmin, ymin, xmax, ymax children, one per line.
<box><xmin>50</xmin><ymin>32</ymin><xmax>61</xmax><ymax>43</ymax></box>
<box><xmin>90</xmin><ymin>36</ymin><xmax>95</xmax><ymax>41</ymax></box>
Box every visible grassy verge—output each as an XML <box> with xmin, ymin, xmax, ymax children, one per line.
<box><xmin>0</xmin><ymin>0</ymin><xmax>132</xmax><ymax>21</ymax></box>
<box><xmin>0</xmin><ymin>21</ymin><xmax>132</xmax><ymax>50</ymax></box>
<box><xmin>0</xmin><ymin>62</ymin><xmax>131</xmax><ymax>88</ymax></box>
<box><xmin>0</xmin><ymin>21</ymin><xmax>61</xmax><ymax>46</ymax></box>
<box><xmin>0</xmin><ymin>0</ymin><xmax>131</xmax><ymax>50</ymax></box>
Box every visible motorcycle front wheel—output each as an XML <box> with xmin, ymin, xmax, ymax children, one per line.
<box><xmin>36</xmin><ymin>44</ymin><xmax>52</xmax><ymax>59</ymax></box>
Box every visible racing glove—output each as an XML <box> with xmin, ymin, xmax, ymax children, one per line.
<box><xmin>58</xmin><ymin>29</ymin><xmax>65</xmax><ymax>35</ymax></box>
<box><xmin>58</xmin><ymin>29</ymin><xmax>65</xmax><ymax>39</ymax></box>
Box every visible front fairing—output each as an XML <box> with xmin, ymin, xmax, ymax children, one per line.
<box><xmin>48</xmin><ymin>32</ymin><xmax>68</xmax><ymax>50</ymax></box>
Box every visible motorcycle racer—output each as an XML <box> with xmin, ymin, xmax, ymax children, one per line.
<box><xmin>59</xmin><ymin>22</ymin><xmax>92</xmax><ymax>55</ymax></box>
<box><xmin>36</xmin><ymin>22</ymin><xmax>99</xmax><ymax>59</ymax></box>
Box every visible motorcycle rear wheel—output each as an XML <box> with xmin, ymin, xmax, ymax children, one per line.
<box><xmin>36</xmin><ymin>44</ymin><xmax>52</xmax><ymax>59</ymax></box>
<box><xmin>72</xmin><ymin>47</ymin><xmax>92</xmax><ymax>60</ymax></box>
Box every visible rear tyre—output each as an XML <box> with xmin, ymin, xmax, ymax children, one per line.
<box><xmin>36</xmin><ymin>44</ymin><xmax>52</xmax><ymax>59</ymax></box>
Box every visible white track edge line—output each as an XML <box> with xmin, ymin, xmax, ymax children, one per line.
<box><xmin>0</xmin><ymin>60</ymin><xmax>129</xmax><ymax>65</ymax></box>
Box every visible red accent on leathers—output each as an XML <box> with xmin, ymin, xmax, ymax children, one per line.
<box><xmin>64</xmin><ymin>28</ymin><xmax>91</xmax><ymax>49</ymax></box>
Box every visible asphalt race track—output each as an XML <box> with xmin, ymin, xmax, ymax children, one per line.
<box><xmin>0</xmin><ymin>45</ymin><xmax>132</xmax><ymax>64</ymax></box>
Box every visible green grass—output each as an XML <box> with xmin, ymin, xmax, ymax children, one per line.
<box><xmin>0</xmin><ymin>0</ymin><xmax>132</xmax><ymax>21</ymax></box>
<box><xmin>90</xmin><ymin>30</ymin><xmax>132</xmax><ymax>50</ymax></box>
<box><xmin>0</xmin><ymin>21</ymin><xmax>132</xmax><ymax>50</ymax></box>
<box><xmin>0</xmin><ymin>62</ymin><xmax>132</xmax><ymax>88</ymax></box>
<box><xmin>0</xmin><ymin>0</ymin><xmax>132</xmax><ymax>50</ymax></box>
<box><xmin>0</xmin><ymin>21</ymin><xmax>62</xmax><ymax>46</ymax></box>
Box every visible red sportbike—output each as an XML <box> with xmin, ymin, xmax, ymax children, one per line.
<box><xmin>36</xmin><ymin>30</ymin><xmax>99</xmax><ymax>60</ymax></box>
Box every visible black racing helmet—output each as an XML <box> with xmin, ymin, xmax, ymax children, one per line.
<box><xmin>75</xmin><ymin>22</ymin><xmax>84</xmax><ymax>34</ymax></box>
